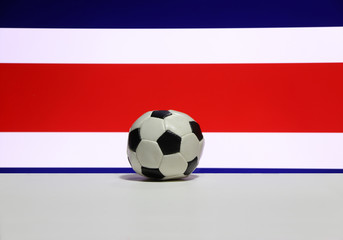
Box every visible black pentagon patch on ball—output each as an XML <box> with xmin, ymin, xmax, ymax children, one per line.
<box><xmin>142</xmin><ymin>167</ymin><xmax>165</xmax><ymax>179</ymax></box>
<box><xmin>157</xmin><ymin>130</ymin><xmax>181</xmax><ymax>155</ymax></box>
<box><xmin>184</xmin><ymin>157</ymin><xmax>198</xmax><ymax>175</ymax></box>
<box><xmin>151</xmin><ymin>110</ymin><xmax>172</xmax><ymax>119</ymax></box>
<box><xmin>190</xmin><ymin>121</ymin><xmax>203</xmax><ymax>141</ymax></box>
<box><xmin>128</xmin><ymin>128</ymin><xmax>141</xmax><ymax>152</ymax></box>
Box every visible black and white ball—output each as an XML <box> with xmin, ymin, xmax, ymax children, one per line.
<box><xmin>127</xmin><ymin>110</ymin><xmax>204</xmax><ymax>180</ymax></box>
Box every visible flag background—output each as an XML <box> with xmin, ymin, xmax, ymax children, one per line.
<box><xmin>1</xmin><ymin>0</ymin><xmax>343</xmax><ymax>172</ymax></box>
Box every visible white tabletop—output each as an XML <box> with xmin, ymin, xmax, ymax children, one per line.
<box><xmin>0</xmin><ymin>173</ymin><xmax>342</xmax><ymax>240</ymax></box>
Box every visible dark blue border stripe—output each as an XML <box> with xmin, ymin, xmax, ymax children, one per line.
<box><xmin>1</xmin><ymin>0</ymin><xmax>343</xmax><ymax>28</ymax></box>
<box><xmin>0</xmin><ymin>168</ymin><xmax>135</xmax><ymax>174</ymax></box>
<box><xmin>1</xmin><ymin>168</ymin><xmax>343</xmax><ymax>174</ymax></box>
<box><xmin>194</xmin><ymin>168</ymin><xmax>343</xmax><ymax>174</ymax></box>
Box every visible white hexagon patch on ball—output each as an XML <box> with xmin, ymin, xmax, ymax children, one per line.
<box><xmin>127</xmin><ymin>110</ymin><xmax>204</xmax><ymax>180</ymax></box>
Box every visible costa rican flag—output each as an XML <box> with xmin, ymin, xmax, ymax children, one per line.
<box><xmin>0</xmin><ymin>0</ymin><xmax>343</xmax><ymax>173</ymax></box>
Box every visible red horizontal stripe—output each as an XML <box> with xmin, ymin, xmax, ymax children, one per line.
<box><xmin>0</xmin><ymin>63</ymin><xmax>342</xmax><ymax>132</ymax></box>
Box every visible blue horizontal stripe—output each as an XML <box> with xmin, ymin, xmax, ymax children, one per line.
<box><xmin>1</xmin><ymin>0</ymin><xmax>342</xmax><ymax>28</ymax></box>
<box><xmin>1</xmin><ymin>168</ymin><xmax>343</xmax><ymax>174</ymax></box>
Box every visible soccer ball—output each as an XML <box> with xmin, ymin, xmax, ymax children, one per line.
<box><xmin>127</xmin><ymin>110</ymin><xmax>204</xmax><ymax>180</ymax></box>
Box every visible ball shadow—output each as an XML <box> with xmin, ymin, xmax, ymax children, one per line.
<box><xmin>120</xmin><ymin>173</ymin><xmax>199</xmax><ymax>182</ymax></box>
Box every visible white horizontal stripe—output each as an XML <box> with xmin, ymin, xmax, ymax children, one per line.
<box><xmin>1</xmin><ymin>133</ymin><xmax>342</xmax><ymax>169</ymax></box>
<box><xmin>0</xmin><ymin>27</ymin><xmax>343</xmax><ymax>63</ymax></box>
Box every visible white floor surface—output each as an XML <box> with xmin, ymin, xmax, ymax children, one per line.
<box><xmin>0</xmin><ymin>174</ymin><xmax>342</xmax><ymax>240</ymax></box>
